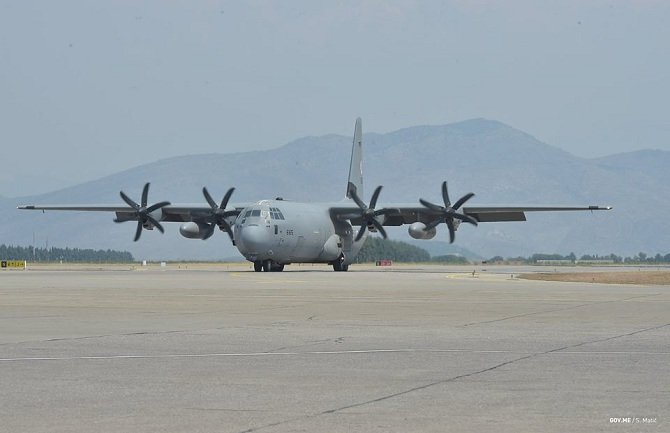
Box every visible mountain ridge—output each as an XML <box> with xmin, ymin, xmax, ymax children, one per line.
<box><xmin>2</xmin><ymin>118</ymin><xmax>667</xmax><ymax>260</ymax></box>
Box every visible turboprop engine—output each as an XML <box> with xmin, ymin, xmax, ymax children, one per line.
<box><xmin>179</xmin><ymin>222</ymin><xmax>212</xmax><ymax>240</ymax></box>
<box><xmin>408</xmin><ymin>222</ymin><xmax>437</xmax><ymax>240</ymax></box>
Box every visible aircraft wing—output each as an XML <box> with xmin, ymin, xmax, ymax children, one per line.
<box><xmin>457</xmin><ymin>205</ymin><xmax>611</xmax><ymax>223</ymax></box>
<box><xmin>17</xmin><ymin>203</ymin><xmax>249</xmax><ymax>223</ymax></box>
<box><xmin>330</xmin><ymin>203</ymin><xmax>612</xmax><ymax>226</ymax></box>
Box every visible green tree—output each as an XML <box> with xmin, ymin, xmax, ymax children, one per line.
<box><xmin>431</xmin><ymin>254</ymin><xmax>469</xmax><ymax>264</ymax></box>
<box><xmin>355</xmin><ymin>237</ymin><xmax>430</xmax><ymax>263</ymax></box>
<box><xmin>0</xmin><ymin>244</ymin><xmax>134</xmax><ymax>263</ymax></box>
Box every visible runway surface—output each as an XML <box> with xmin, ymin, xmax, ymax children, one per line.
<box><xmin>1</xmin><ymin>264</ymin><xmax>668</xmax><ymax>432</ymax></box>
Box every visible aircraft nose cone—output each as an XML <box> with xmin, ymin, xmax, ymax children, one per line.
<box><xmin>238</xmin><ymin>225</ymin><xmax>267</xmax><ymax>253</ymax></box>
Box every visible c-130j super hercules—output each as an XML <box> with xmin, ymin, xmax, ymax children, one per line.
<box><xmin>19</xmin><ymin>119</ymin><xmax>611</xmax><ymax>272</ymax></box>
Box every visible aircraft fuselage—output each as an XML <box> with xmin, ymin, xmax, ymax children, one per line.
<box><xmin>234</xmin><ymin>199</ymin><xmax>363</xmax><ymax>267</ymax></box>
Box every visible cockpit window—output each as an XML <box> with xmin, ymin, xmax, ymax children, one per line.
<box><xmin>251</xmin><ymin>209</ymin><xmax>261</xmax><ymax>217</ymax></box>
<box><xmin>269</xmin><ymin>207</ymin><xmax>285</xmax><ymax>220</ymax></box>
<box><xmin>244</xmin><ymin>210</ymin><xmax>252</xmax><ymax>218</ymax></box>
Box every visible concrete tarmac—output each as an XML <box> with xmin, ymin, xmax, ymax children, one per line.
<box><xmin>1</xmin><ymin>264</ymin><xmax>668</xmax><ymax>432</ymax></box>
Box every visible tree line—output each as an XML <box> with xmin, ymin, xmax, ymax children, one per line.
<box><xmin>487</xmin><ymin>252</ymin><xmax>670</xmax><ymax>265</ymax></box>
<box><xmin>3</xmin><ymin>241</ymin><xmax>667</xmax><ymax>265</ymax></box>
<box><xmin>355</xmin><ymin>238</ymin><xmax>469</xmax><ymax>264</ymax></box>
<box><xmin>356</xmin><ymin>239</ymin><xmax>670</xmax><ymax>265</ymax></box>
<box><xmin>355</xmin><ymin>237</ymin><xmax>431</xmax><ymax>263</ymax></box>
<box><xmin>0</xmin><ymin>244</ymin><xmax>134</xmax><ymax>263</ymax></box>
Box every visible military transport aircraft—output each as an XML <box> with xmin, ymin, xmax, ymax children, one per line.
<box><xmin>19</xmin><ymin>119</ymin><xmax>611</xmax><ymax>272</ymax></box>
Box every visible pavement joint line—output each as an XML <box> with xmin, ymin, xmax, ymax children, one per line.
<box><xmin>460</xmin><ymin>293</ymin><xmax>662</xmax><ymax>327</ymax></box>
<box><xmin>2</xmin><ymin>347</ymin><xmax>669</xmax><ymax>363</ymax></box>
<box><xmin>233</xmin><ymin>321</ymin><xmax>670</xmax><ymax>433</ymax></box>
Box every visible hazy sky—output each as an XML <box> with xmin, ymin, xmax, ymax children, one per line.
<box><xmin>1</xmin><ymin>1</ymin><xmax>668</xmax><ymax>197</ymax></box>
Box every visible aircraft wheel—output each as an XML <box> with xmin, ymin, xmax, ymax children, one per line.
<box><xmin>272</xmin><ymin>264</ymin><xmax>285</xmax><ymax>272</ymax></box>
<box><xmin>262</xmin><ymin>259</ymin><xmax>273</xmax><ymax>272</ymax></box>
<box><xmin>333</xmin><ymin>254</ymin><xmax>348</xmax><ymax>272</ymax></box>
<box><xmin>333</xmin><ymin>261</ymin><xmax>349</xmax><ymax>272</ymax></box>
<box><xmin>253</xmin><ymin>261</ymin><xmax>263</xmax><ymax>272</ymax></box>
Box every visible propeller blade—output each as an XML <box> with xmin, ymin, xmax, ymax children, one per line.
<box><xmin>141</xmin><ymin>183</ymin><xmax>150</xmax><ymax>208</ymax></box>
<box><xmin>452</xmin><ymin>212</ymin><xmax>479</xmax><ymax>226</ymax></box>
<box><xmin>424</xmin><ymin>219</ymin><xmax>442</xmax><ymax>231</ymax></box>
<box><xmin>120</xmin><ymin>191</ymin><xmax>139</xmax><ymax>209</ymax></box>
<box><xmin>219</xmin><ymin>220</ymin><xmax>235</xmax><ymax>243</ymax></box>
<box><xmin>349</xmin><ymin>189</ymin><xmax>367</xmax><ymax>211</ymax></box>
<box><xmin>369</xmin><ymin>185</ymin><xmax>383</xmax><ymax>209</ymax></box>
<box><xmin>202</xmin><ymin>187</ymin><xmax>237</xmax><ymax>244</ymax></box>
<box><xmin>119</xmin><ymin>182</ymin><xmax>170</xmax><ymax>242</ymax></box>
<box><xmin>355</xmin><ymin>223</ymin><xmax>367</xmax><ymax>241</ymax></box>
<box><xmin>134</xmin><ymin>221</ymin><xmax>143</xmax><ymax>242</ymax></box>
<box><xmin>445</xmin><ymin>218</ymin><xmax>456</xmax><ymax>243</ymax></box>
<box><xmin>441</xmin><ymin>181</ymin><xmax>451</xmax><ymax>208</ymax></box>
<box><xmin>349</xmin><ymin>184</ymin><xmax>389</xmax><ymax>240</ymax></box>
<box><xmin>371</xmin><ymin>219</ymin><xmax>388</xmax><ymax>239</ymax></box>
<box><xmin>202</xmin><ymin>187</ymin><xmax>218</xmax><ymax>209</ymax></box>
<box><xmin>452</xmin><ymin>192</ymin><xmax>475</xmax><ymax>211</ymax></box>
<box><xmin>419</xmin><ymin>198</ymin><xmax>444</xmax><ymax>212</ymax></box>
<box><xmin>145</xmin><ymin>214</ymin><xmax>164</xmax><ymax>233</ymax></box>
<box><xmin>220</xmin><ymin>187</ymin><xmax>235</xmax><ymax>210</ymax></box>
<box><xmin>420</xmin><ymin>182</ymin><xmax>479</xmax><ymax>243</ymax></box>
<box><xmin>146</xmin><ymin>201</ymin><xmax>171</xmax><ymax>213</ymax></box>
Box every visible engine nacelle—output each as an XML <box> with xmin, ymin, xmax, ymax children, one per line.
<box><xmin>408</xmin><ymin>222</ymin><xmax>437</xmax><ymax>240</ymax></box>
<box><xmin>179</xmin><ymin>222</ymin><xmax>211</xmax><ymax>239</ymax></box>
<box><xmin>318</xmin><ymin>234</ymin><xmax>343</xmax><ymax>261</ymax></box>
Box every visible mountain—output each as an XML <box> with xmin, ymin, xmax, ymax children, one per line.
<box><xmin>1</xmin><ymin>119</ymin><xmax>667</xmax><ymax>259</ymax></box>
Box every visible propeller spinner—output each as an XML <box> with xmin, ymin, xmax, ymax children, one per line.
<box><xmin>114</xmin><ymin>183</ymin><xmax>171</xmax><ymax>241</ymax></box>
<box><xmin>420</xmin><ymin>181</ymin><xmax>478</xmax><ymax>243</ymax></box>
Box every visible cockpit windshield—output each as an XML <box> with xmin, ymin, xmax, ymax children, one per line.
<box><xmin>240</xmin><ymin>206</ymin><xmax>284</xmax><ymax>223</ymax></box>
<box><xmin>269</xmin><ymin>207</ymin><xmax>285</xmax><ymax>220</ymax></box>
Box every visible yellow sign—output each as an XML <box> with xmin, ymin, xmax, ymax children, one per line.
<box><xmin>1</xmin><ymin>260</ymin><xmax>26</xmax><ymax>269</ymax></box>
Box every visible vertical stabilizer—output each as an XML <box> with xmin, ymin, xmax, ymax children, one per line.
<box><xmin>346</xmin><ymin>118</ymin><xmax>363</xmax><ymax>199</ymax></box>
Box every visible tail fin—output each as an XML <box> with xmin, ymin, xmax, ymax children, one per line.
<box><xmin>346</xmin><ymin>118</ymin><xmax>363</xmax><ymax>199</ymax></box>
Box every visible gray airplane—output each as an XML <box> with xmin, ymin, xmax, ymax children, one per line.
<box><xmin>19</xmin><ymin>118</ymin><xmax>611</xmax><ymax>272</ymax></box>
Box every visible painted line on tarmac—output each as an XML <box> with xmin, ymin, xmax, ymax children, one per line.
<box><xmin>1</xmin><ymin>348</ymin><xmax>668</xmax><ymax>362</ymax></box>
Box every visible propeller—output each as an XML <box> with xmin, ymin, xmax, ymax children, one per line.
<box><xmin>349</xmin><ymin>185</ymin><xmax>395</xmax><ymax>241</ymax></box>
<box><xmin>114</xmin><ymin>183</ymin><xmax>171</xmax><ymax>242</ymax></box>
<box><xmin>419</xmin><ymin>181</ymin><xmax>478</xmax><ymax>243</ymax></box>
<box><xmin>202</xmin><ymin>187</ymin><xmax>238</xmax><ymax>243</ymax></box>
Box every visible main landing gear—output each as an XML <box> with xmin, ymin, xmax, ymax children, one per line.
<box><xmin>332</xmin><ymin>254</ymin><xmax>349</xmax><ymax>272</ymax></box>
<box><xmin>253</xmin><ymin>260</ymin><xmax>284</xmax><ymax>272</ymax></box>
